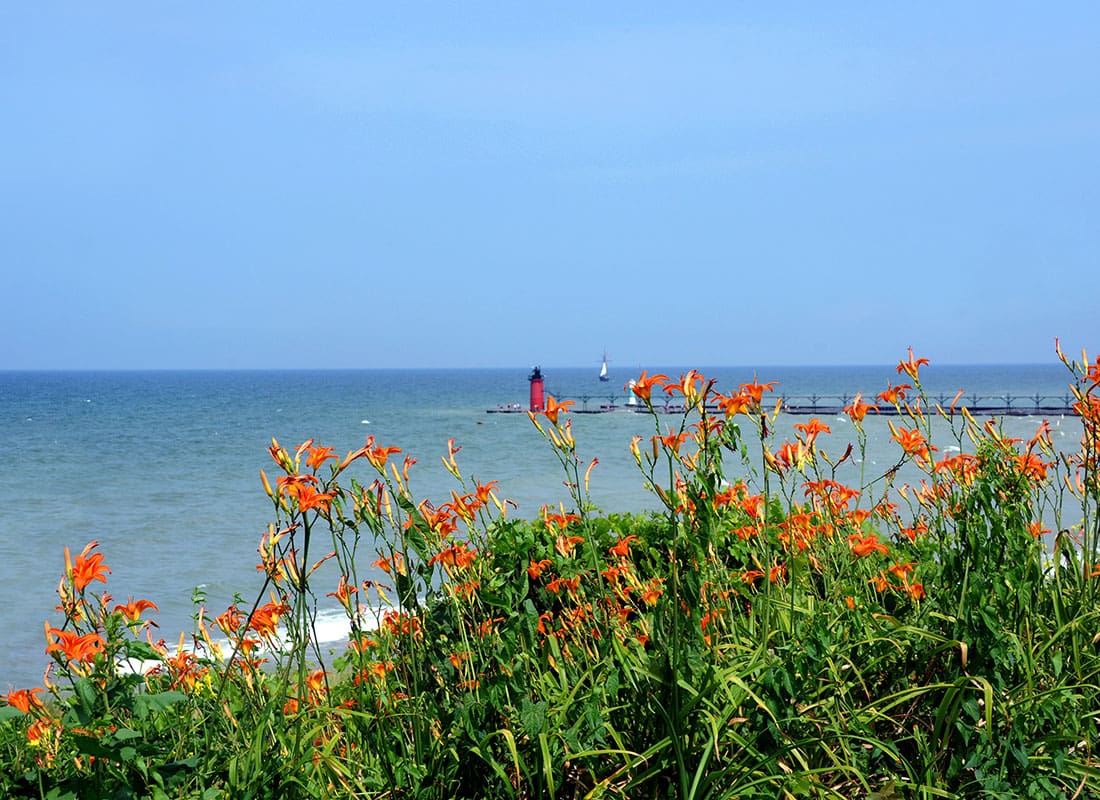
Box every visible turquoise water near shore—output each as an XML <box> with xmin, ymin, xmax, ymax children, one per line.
<box><xmin>0</xmin><ymin>363</ymin><xmax>1082</xmax><ymax>690</ymax></box>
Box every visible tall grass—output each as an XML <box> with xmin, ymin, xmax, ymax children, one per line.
<box><xmin>3</xmin><ymin>345</ymin><xmax>1100</xmax><ymax>798</ymax></box>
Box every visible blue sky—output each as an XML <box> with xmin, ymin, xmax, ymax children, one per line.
<box><xmin>3</xmin><ymin>4</ymin><xmax>1097</xmax><ymax>369</ymax></box>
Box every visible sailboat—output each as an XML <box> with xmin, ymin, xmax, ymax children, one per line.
<box><xmin>598</xmin><ymin>351</ymin><xmax>610</xmax><ymax>382</ymax></box>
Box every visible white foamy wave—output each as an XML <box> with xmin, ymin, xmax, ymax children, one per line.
<box><xmin>117</xmin><ymin>605</ymin><xmax>388</xmax><ymax>676</ymax></box>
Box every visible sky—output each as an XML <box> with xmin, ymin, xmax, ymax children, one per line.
<box><xmin>2</xmin><ymin>4</ymin><xmax>1098</xmax><ymax>370</ymax></box>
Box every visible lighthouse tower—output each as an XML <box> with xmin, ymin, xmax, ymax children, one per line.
<box><xmin>528</xmin><ymin>366</ymin><xmax>545</xmax><ymax>412</ymax></box>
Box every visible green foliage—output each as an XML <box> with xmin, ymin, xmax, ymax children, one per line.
<box><xmin>4</xmin><ymin>353</ymin><xmax>1100</xmax><ymax>798</ymax></box>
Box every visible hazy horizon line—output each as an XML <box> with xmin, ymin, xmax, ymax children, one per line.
<box><xmin>0</xmin><ymin>361</ymin><xmax>1061</xmax><ymax>373</ymax></box>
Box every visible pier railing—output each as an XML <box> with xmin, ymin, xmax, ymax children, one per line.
<box><xmin>539</xmin><ymin>392</ymin><xmax>1080</xmax><ymax>417</ymax></box>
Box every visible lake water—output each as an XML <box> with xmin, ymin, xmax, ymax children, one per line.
<box><xmin>0</xmin><ymin>362</ymin><xmax>1083</xmax><ymax>690</ymax></box>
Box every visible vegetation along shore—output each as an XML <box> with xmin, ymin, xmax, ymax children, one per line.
<box><xmin>3</xmin><ymin>343</ymin><xmax>1100</xmax><ymax>799</ymax></box>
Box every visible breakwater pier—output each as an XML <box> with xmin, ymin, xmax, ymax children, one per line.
<box><xmin>489</xmin><ymin>392</ymin><xmax>1080</xmax><ymax>418</ymax></box>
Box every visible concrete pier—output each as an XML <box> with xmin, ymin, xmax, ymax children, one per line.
<box><xmin>491</xmin><ymin>393</ymin><xmax>1079</xmax><ymax>418</ymax></box>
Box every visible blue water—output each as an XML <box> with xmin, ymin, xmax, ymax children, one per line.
<box><xmin>0</xmin><ymin>363</ymin><xmax>1081</xmax><ymax>690</ymax></box>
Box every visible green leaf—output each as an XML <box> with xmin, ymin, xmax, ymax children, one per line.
<box><xmin>132</xmin><ymin>690</ymin><xmax>187</xmax><ymax>719</ymax></box>
<box><xmin>518</xmin><ymin>698</ymin><xmax>547</xmax><ymax>738</ymax></box>
<box><xmin>396</xmin><ymin>572</ymin><xmax>420</xmax><ymax>611</ymax></box>
<box><xmin>112</xmin><ymin>727</ymin><xmax>143</xmax><ymax>741</ymax></box>
<box><xmin>70</xmin><ymin>733</ymin><xmax>118</xmax><ymax>760</ymax></box>
<box><xmin>121</xmin><ymin>639</ymin><xmax>164</xmax><ymax>662</ymax></box>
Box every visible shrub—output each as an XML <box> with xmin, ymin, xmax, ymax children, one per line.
<box><xmin>3</xmin><ymin>345</ymin><xmax>1100</xmax><ymax>798</ymax></box>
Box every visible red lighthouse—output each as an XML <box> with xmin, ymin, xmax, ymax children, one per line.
<box><xmin>528</xmin><ymin>366</ymin><xmax>545</xmax><ymax>412</ymax></box>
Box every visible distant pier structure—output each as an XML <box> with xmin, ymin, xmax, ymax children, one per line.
<box><xmin>489</xmin><ymin>385</ymin><xmax>1080</xmax><ymax>417</ymax></box>
<box><xmin>780</xmin><ymin>392</ymin><xmax>1079</xmax><ymax>418</ymax></box>
<box><xmin>486</xmin><ymin>368</ymin><xmax>1081</xmax><ymax>417</ymax></box>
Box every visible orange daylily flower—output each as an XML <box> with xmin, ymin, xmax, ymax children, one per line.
<box><xmin>608</xmin><ymin>535</ymin><xmax>638</xmax><ymax>558</ymax></box>
<box><xmin>639</xmin><ymin>580</ymin><xmax>664</xmax><ymax>606</ymax></box>
<box><xmin>157</xmin><ymin>643</ymin><xmax>210</xmax><ymax>691</ymax></box>
<box><xmin>68</xmin><ymin>541</ymin><xmax>110</xmax><ymax>593</ymax></box>
<box><xmin>901</xmin><ymin>519</ymin><xmax>929</xmax><ymax>542</ymax></box>
<box><xmin>769</xmin><ymin>440</ymin><xmax>810</xmax><ymax>473</ymax></box>
<box><xmin>897</xmin><ymin>347</ymin><xmax>930</xmax><ymax>380</ymax></box>
<box><xmin>306</xmin><ymin>669</ymin><xmax>328</xmax><ymax>700</ymax></box>
<box><xmin>381</xmin><ymin>610</ymin><xmax>421</xmax><ymax>638</ymax></box>
<box><xmin>542</xmin><ymin>509</ymin><xmax>581</xmax><ymax>531</ymax></box>
<box><xmin>364</xmin><ymin>439</ymin><xmax>403</xmax><ymax>472</ymax></box>
<box><xmin>373</xmin><ymin>552</ymin><xmax>406</xmax><ymax>576</ymax></box>
<box><xmin>715</xmin><ymin>391</ymin><xmax>753</xmax><ymax>418</ymax></box>
<box><xmin>1027</xmin><ymin>521</ymin><xmax>1051</xmax><ymax>537</ymax></box>
<box><xmin>1015</xmin><ymin>453</ymin><xmax>1050</xmax><ymax>482</ymax></box>
<box><xmin>477</xmin><ymin>617</ymin><xmax>503</xmax><ymax>638</ymax></box>
<box><xmin>452</xmin><ymin>580</ymin><xmax>480</xmax><ymax>599</ymax></box>
<box><xmin>555</xmin><ymin>534</ymin><xmax>585</xmax><ymax>558</ymax></box>
<box><xmin>542</xmin><ymin>395</ymin><xmax>575</xmax><ymax>426</ymax></box>
<box><xmin>249</xmin><ymin>600</ymin><xmax>290</xmax><ymax>640</ymax></box>
<box><xmin>113</xmin><ymin>597</ymin><xmax>158</xmax><ymax>624</ymax></box>
<box><xmin>890</xmin><ymin>425</ymin><xmax>936</xmax><ymax>463</ymax></box>
<box><xmin>655</xmin><ymin>430</ymin><xmax>691</xmax><ymax>455</ymax></box>
<box><xmin>527</xmin><ymin>559</ymin><xmax>552</xmax><ymax>580</ymax></box>
<box><xmin>474</xmin><ymin>480</ymin><xmax>500</xmax><ymax>505</ymax></box>
<box><xmin>326</xmin><ymin>576</ymin><xmax>358</xmax><ymax>613</ymax></box>
<box><xmin>293</xmin><ymin>484</ymin><xmax>336</xmax><ymax>513</ymax></box>
<box><xmin>803</xmin><ymin>479</ymin><xmax>861</xmax><ymax>513</ymax></box>
<box><xmin>25</xmin><ymin>716</ymin><xmax>61</xmax><ymax>759</ymax></box>
<box><xmin>277</xmin><ymin>473</ymin><xmax>317</xmax><ymax>495</ymax></box>
<box><xmin>741</xmin><ymin>569</ymin><xmax>765</xmax><ymax>586</ymax></box>
<box><xmin>793</xmin><ymin>418</ymin><xmax>831</xmax><ymax>441</ymax></box>
<box><xmin>305</xmin><ymin>445</ymin><xmax>337</xmax><ymax>471</ymax></box>
<box><xmin>359</xmin><ymin>661</ymin><xmax>393</xmax><ymax>683</ymax></box>
<box><xmin>666</xmin><ymin>370</ymin><xmax>709</xmax><ymax>408</ymax></box>
<box><xmin>537</xmin><ymin>612</ymin><xmax>554</xmax><ymax>636</ymax></box>
<box><xmin>601</xmin><ymin>564</ymin><xmax>628</xmax><ymax>585</ymax></box>
<box><xmin>215</xmin><ymin>605</ymin><xmax>244</xmax><ymax>635</ymax></box>
<box><xmin>739</xmin><ymin>379</ymin><xmax>778</xmax><ymax>405</ymax></box>
<box><xmin>877</xmin><ymin>383</ymin><xmax>912</xmax><ymax>406</ymax></box>
<box><xmin>45</xmin><ymin>628</ymin><xmax>105</xmax><ymax>665</ymax></box>
<box><xmin>4</xmin><ymin>688</ymin><xmax>44</xmax><ymax>714</ymax></box>
<box><xmin>844</xmin><ymin>393</ymin><xmax>877</xmax><ymax>423</ymax></box>
<box><xmin>847</xmin><ymin>534</ymin><xmax>889</xmax><ymax>558</ymax></box>
<box><xmin>887</xmin><ymin>562</ymin><xmax>916</xmax><ymax>582</ymax></box>
<box><xmin>935</xmin><ymin>453</ymin><xmax>980</xmax><ymax>486</ymax></box>
<box><xmin>416</xmin><ymin>500</ymin><xmax>458</xmax><ymax>537</ymax></box>
<box><xmin>545</xmin><ymin>575</ymin><xmax>581</xmax><ymax>595</ymax></box>
<box><xmin>429</xmin><ymin>542</ymin><xmax>478</xmax><ymax>571</ymax></box>
<box><xmin>739</xmin><ymin>493</ymin><xmax>766</xmax><ymax>520</ymax></box>
<box><xmin>448</xmin><ymin>491</ymin><xmax>480</xmax><ymax>523</ymax></box>
<box><xmin>268</xmin><ymin>438</ymin><xmax>295</xmax><ymax>472</ymax></box>
<box><xmin>448</xmin><ymin>651</ymin><xmax>472</xmax><ymax>670</ymax></box>
<box><xmin>631</xmin><ymin>372</ymin><xmax>670</xmax><ymax>403</ymax></box>
<box><xmin>730</xmin><ymin>524</ymin><xmax>759</xmax><ymax>540</ymax></box>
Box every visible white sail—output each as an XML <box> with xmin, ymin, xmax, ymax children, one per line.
<box><xmin>599</xmin><ymin>351</ymin><xmax>609</xmax><ymax>381</ymax></box>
